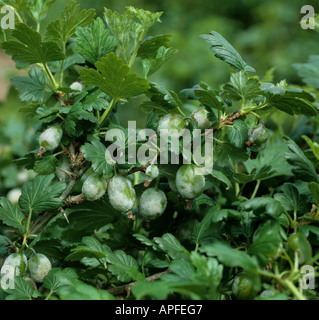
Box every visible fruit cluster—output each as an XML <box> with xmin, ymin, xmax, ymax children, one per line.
<box><xmin>1</xmin><ymin>253</ymin><xmax>51</xmax><ymax>289</ymax></box>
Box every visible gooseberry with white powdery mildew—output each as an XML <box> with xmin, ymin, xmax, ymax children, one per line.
<box><xmin>7</xmin><ymin>188</ymin><xmax>22</xmax><ymax>204</ymax></box>
<box><xmin>28</xmin><ymin>254</ymin><xmax>52</xmax><ymax>283</ymax></box>
<box><xmin>191</xmin><ymin>107</ymin><xmax>212</xmax><ymax>130</ymax></box>
<box><xmin>139</xmin><ymin>188</ymin><xmax>167</xmax><ymax>220</ymax></box>
<box><xmin>38</xmin><ymin>126</ymin><xmax>63</xmax><ymax>157</ymax></box>
<box><xmin>108</xmin><ymin>175</ymin><xmax>136</xmax><ymax>214</ymax></box>
<box><xmin>69</xmin><ymin>81</ymin><xmax>85</xmax><ymax>97</ymax></box>
<box><xmin>176</xmin><ymin>164</ymin><xmax>205</xmax><ymax>200</ymax></box>
<box><xmin>157</xmin><ymin>113</ymin><xmax>186</xmax><ymax>138</ymax></box>
<box><xmin>146</xmin><ymin>165</ymin><xmax>159</xmax><ymax>179</ymax></box>
<box><xmin>82</xmin><ymin>173</ymin><xmax>107</xmax><ymax>201</ymax></box>
<box><xmin>0</xmin><ymin>253</ymin><xmax>28</xmax><ymax>277</ymax></box>
<box><xmin>247</xmin><ymin>122</ymin><xmax>270</xmax><ymax>152</ymax></box>
<box><xmin>144</xmin><ymin>165</ymin><xmax>159</xmax><ymax>187</ymax></box>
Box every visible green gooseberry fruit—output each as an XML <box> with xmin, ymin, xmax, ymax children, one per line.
<box><xmin>139</xmin><ymin>188</ymin><xmax>167</xmax><ymax>220</ymax></box>
<box><xmin>232</xmin><ymin>273</ymin><xmax>258</xmax><ymax>300</ymax></box>
<box><xmin>0</xmin><ymin>253</ymin><xmax>28</xmax><ymax>277</ymax></box>
<box><xmin>28</xmin><ymin>254</ymin><xmax>52</xmax><ymax>283</ymax></box>
<box><xmin>248</xmin><ymin>123</ymin><xmax>270</xmax><ymax>152</ymax></box>
<box><xmin>82</xmin><ymin>173</ymin><xmax>107</xmax><ymax>201</ymax></box>
<box><xmin>191</xmin><ymin>107</ymin><xmax>212</xmax><ymax>130</ymax></box>
<box><xmin>157</xmin><ymin>113</ymin><xmax>186</xmax><ymax>138</ymax></box>
<box><xmin>175</xmin><ymin>164</ymin><xmax>205</xmax><ymax>200</ymax></box>
<box><xmin>39</xmin><ymin>126</ymin><xmax>63</xmax><ymax>152</ymax></box>
<box><xmin>108</xmin><ymin>175</ymin><xmax>136</xmax><ymax>213</ymax></box>
<box><xmin>145</xmin><ymin>165</ymin><xmax>159</xmax><ymax>179</ymax></box>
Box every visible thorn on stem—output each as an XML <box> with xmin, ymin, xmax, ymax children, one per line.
<box><xmin>59</xmin><ymin>168</ymin><xmax>76</xmax><ymax>179</ymax></box>
<box><xmin>63</xmin><ymin>212</ymin><xmax>70</xmax><ymax>224</ymax></box>
<box><xmin>144</xmin><ymin>178</ymin><xmax>152</xmax><ymax>187</ymax></box>
<box><xmin>37</xmin><ymin>147</ymin><xmax>45</xmax><ymax>158</ymax></box>
<box><xmin>186</xmin><ymin>200</ymin><xmax>193</xmax><ymax>210</ymax></box>
<box><xmin>127</xmin><ymin>211</ymin><xmax>134</xmax><ymax>220</ymax></box>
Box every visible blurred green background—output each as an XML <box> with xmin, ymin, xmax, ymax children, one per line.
<box><xmin>1</xmin><ymin>0</ymin><xmax>319</xmax><ymax>120</ymax></box>
<box><xmin>0</xmin><ymin>0</ymin><xmax>319</xmax><ymax>195</ymax></box>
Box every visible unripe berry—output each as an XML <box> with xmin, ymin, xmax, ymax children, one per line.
<box><xmin>108</xmin><ymin>175</ymin><xmax>136</xmax><ymax>213</ymax></box>
<box><xmin>7</xmin><ymin>188</ymin><xmax>22</xmax><ymax>204</ymax></box>
<box><xmin>247</xmin><ymin>123</ymin><xmax>270</xmax><ymax>152</ymax></box>
<box><xmin>82</xmin><ymin>173</ymin><xmax>107</xmax><ymax>201</ymax></box>
<box><xmin>70</xmin><ymin>82</ymin><xmax>85</xmax><ymax>96</ymax></box>
<box><xmin>176</xmin><ymin>164</ymin><xmax>205</xmax><ymax>200</ymax></box>
<box><xmin>232</xmin><ymin>273</ymin><xmax>257</xmax><ymax>300</ymax></box>
<box><xmin>28</xmin><ymin>254</ymin><xmax>52</xmax><ymax>283</ymax></box>
<box><xmin>17</xmin><ymin>170</ymin><xmax>29</xmax><ymax>185</ymax></box>
<box><xmin>39</xmin><ymin>126</ymin><xmax>63</xmax><ymax>154</ymax></box>
<box><xmin>145</xmin><ymin>165</ymin><xmax>159</xmax><ymax>179</ymax></box>
<box><xmin>0</xmin><ymin>253</ymin><xmax>27</xmax><ymax>277</ymax></box>
<box><xmin>157</xmin><ymin>113</ymin><xmax>186</xmax><ymax>138</ymax></box>
<box><xmin>139</xmin><ymin>188</ymin><xmax>167</xmax><ymax>220</ymax></box>
<box><xmin>191</xmin><ymin>107</ymin><xmax>212</xmax><ymax>129</ymax></box>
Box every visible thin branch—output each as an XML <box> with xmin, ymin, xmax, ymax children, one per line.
<box><xmin>28</xmin><ymin>163</ymin><xmax>90</xmax><ymax>236</ymax></box>
<box><xmin>119</xmin><ymin>165</ymin><xmax>148</xmax><ymax>177</ymax></box>
<box><xmin>107</xmin><ymin>270</ymin><xmax>170</xmax><ymax>296</ymax></box>
<box><xmin>202</xmin><ymin>111</ymin><xmax>244</xmax><ymax>136</ymax></box>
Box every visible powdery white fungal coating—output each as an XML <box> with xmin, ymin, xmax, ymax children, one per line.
<box><xmin>157</xmin><ymin>113</ymin><xmax>186</xmax><ymax>138</ymax></box>
<box><xmin>1</xmin><ymin>253</ymin><xmax>28</xmax><ymax>277</ymax></box>
<box><xmin>145</xmin><ymin>165</ymin><xmax>159</xmax><ymax>179</ymax></box>
<box><xmin>28</xmin><ymin>254</ymin><xmax>52</xmax><ymax>283</ymax></box>
<box><xmin>139</xmin><ymin>188</ymin><xmax>167</xmax><ymax>220</ymax></box>
<box><xmin>108</xmin><ymin>175</ymin><xmax>136</xmax><ymax>213</ymax></box>
<box><xmin>39</xmin><ymin>126</ymin><xmax>63</xmax><ymax>151</ymax></box>
<box><xmin>82</xmin><ymin>173</ymin><xmax>107</xmax><ymax>201</ymax></box>
<box><xmin>176</xmin><ymin>164</ymin><xmax>205</xmax><ymax>200</ymax></box>
<box><xmin>17</xmin><ymin>170</ymin><xmax>28</xmax><ymax>184</ymax></box>
<box><xmin>191</xmin><ymin>107</ymin><xmax>212</xmax><ymax>129</ymax></box>
<box><xmin>7</xmin><ymin>188</ymin><xmax>22</xmax><ymax>204</ymax></box>
<box><xmin>248</xmin><ymin>124</ymin><xmax>270</xmax><ymax>152</ymax></box>
<box><xmin>70</xmin><ymin>82</ymin><xmax>85</xmax><ymax>96</ymax></box>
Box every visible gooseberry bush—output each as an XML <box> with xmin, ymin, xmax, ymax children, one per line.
<box><xmin>0</xmin><ymin>0</ymin><xmax>319</xmax><ymax>301</ymax></box>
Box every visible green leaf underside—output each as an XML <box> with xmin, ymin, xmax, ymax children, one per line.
<box><xmin>293</xmin><ymin>55</ymin><xmax>319</xmax><ymax>89</ymax></box>
<box><xmin>201</xmin><ymin>30</ymin><xmax>255</xmax><ymax>72</ymax></box>
<box><xmin>11</xmin><ymin>66</ymin><xmax>53</xmax><ymax>103</ymax></box>
<box><xmin>28</xmin><ymin>0</ymin><xmax>56</xmax><ymax>23</ymax></box>
<box><xmin>284</xmin><ymin>137</ymin><xmax>319</xmax><ymax>183</ymax></box>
